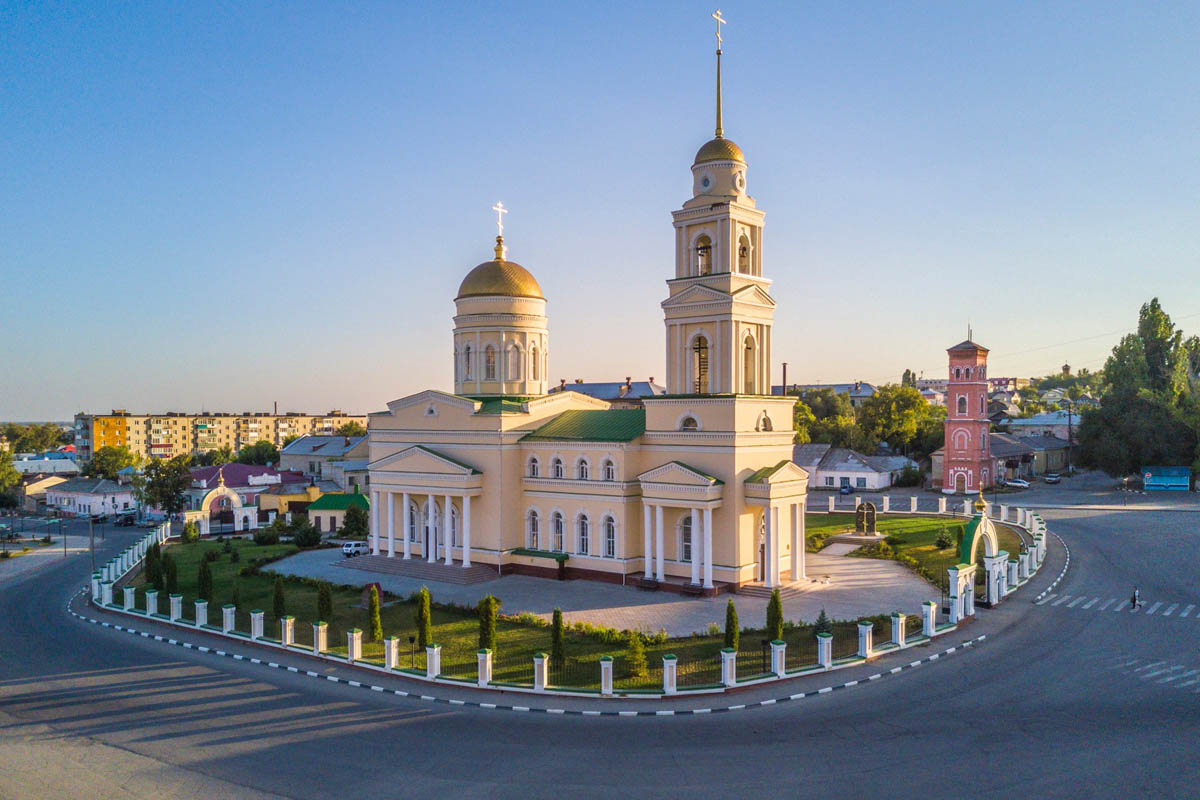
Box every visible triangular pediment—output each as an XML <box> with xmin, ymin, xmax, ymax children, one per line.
<box><xmin>730</xmin><ymin>284</ymin><xmax>776</xmax><ymax>307</ymax></box>
<box><xmin>383</xmin><ymin>389</ymin><xmax>479</xmax><ymax>415</ymax></box>
<box><xmin>638</xmin><ymin>461</ymin><xmax>723</xmax><ymax>487</ymax></box>
<box><xmin>746</xmin><ymin>460</ymin><xmax>810</xmax><ymax>485</ymax></box>
<box><xmin>369</xmin><ymin>445</ymin><xmax>479</xmax><ymax>475</ymax></box>
<box><xmin>661</xmin><ymin>284</ymin><xmax>730</xmax><ymax>308</ymax></box>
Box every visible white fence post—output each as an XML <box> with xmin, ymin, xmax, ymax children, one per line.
<box><xmin>1007</xmin><ymin>560</ymin><xmax>1018</xmax><ymax>590</ymax></box>
<box><xmin>281</xmin><ymin>615</ymin><xmax>295</xmax><ymax>646</ymax></box>
<box><xmin>891</xmin><ymin>612</ymin><xmax>906</xmax><ymax>647</ymax></box>
<box><xmin>817</xmin><ymin>632</ymin><xmax>832</xmax><ymax>670</ymax></box>
<box><xmin>91</xmin><ymin>573</ymin><xmax>101</xmax><ymax>602</ymax></box>
<box><xmin>313</xmin><ymin>621</ymin><xmax>327</xmax><ymax>654</ymax></box>
<box><xmin>938</xmin><ymin>497</ymin><xmax>947</xmax><ymax>514</ymax></box>
<box><xmin>346</xmin><ymin>628</ymin><xmax>362</xmax><ymax>663</ymax></box>
<box><xmin>124</xmin><ymin>586</ymin><xmax>136</xmax><ymax>610</ymax></box>
<box><xmin>962</xmin><ymin>499</ymin><xmax>972</xmax><ymax>515</ymax></box>
<box><xmin>770</xmin><ymin>640</ymin><xmax>786</xmax><ymax>676</ymax></box>
<box><xmin>222</xmin><ymin>604</ymin><xmax>235</xmax><ymax>633</ymax></box>
<box><xmin>250</xmin><ymin>610</ymin><xmax>264</xmax><ymax>640</ymax></box>
<box><xmin>532</xmin><ymin>652</ymin><xmax>547</xmax><ymax>691</ymax></box>
<box><xmin>600</xmin><ymin>656</ymin><xmax>614</xmax><ymax>695</ymax></box>
<box><xmin>101</xmin><ymin>582</ymin><xmax>113</xmax><ymax>607</ymax></box>
<box><xmin>662</xmin><ymin>654</ymin><xmax>677</xmax><ymax>694</ymax></box>
<box><xmin>828</xmin><ymin>495</ymin><xmax>836</xmax><ymax>512</ymax></box>
<box><xmin>910</xmin><ymin>496</ymin><xmax>918</xmax><ymax>512</ymax></box>
<box><xmin>383</xmin><ymin>636</ymin><xmax>398</xmax><ymax>669</ymax></box>
<box><xmin>145</xmin><ymin>590</ymin><xmax>158</xmax><ymax>616</ymax></box>
<box><xmin>882</xmin><ymin>495</ymin><xmax>890</xmax><ymax>513</ymax></box>
<box><xmin>477</xmin><ymin>648</ymin><xmax>492</xmax><ymax>687</ymax></box>
<box><xmin>857</xmin><ymin>621</ymin><xmax>873</xmax><ymax>658</ymax></box>
<box><xmin>427</xmin><ymin>644</ymin><xmax>442</xmax><ymax>679</ymax></box>
<box><xmin>721</xmin><ymin>648</ymin><xmax>737</xmax><ymax>687</ymax></box>
<box><xmin>169</xmin><ymin>594</ymin><xmax>182</xmax><ymax>622</ymax></box>
<box><xmin>922</xmin><ymin>600</ymin><xmax>937</xmax><ymax>637</ymax></box>
<box><xmin>195</xmin><ymin>600</ymin><xmax>208</xmax><ymax>628</ymax></box>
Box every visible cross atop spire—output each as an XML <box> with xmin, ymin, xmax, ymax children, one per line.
<box><xmin>492</xmin><ymin>202</ymin><xmax>508</xmax><ymax>260</ymax></box>
<box><xmin>712</xmin><ymin>9</ymin><xmax>726</xmax><ymax>138</ymax></box>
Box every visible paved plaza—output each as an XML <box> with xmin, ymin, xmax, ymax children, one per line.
<box><xmin>268</xmin><ymin>546</ymin><xmax>934</xmax><ymax>636</ymax></box>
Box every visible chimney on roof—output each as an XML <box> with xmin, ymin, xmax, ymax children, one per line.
<box><xmin>560</xmin><ymin>379</ymin><xmax>566</xmax><ymax>391</ymax></box>
<box><xmin>649</xmin><ymin>377</ymin><xmax>654</xmax><ymax>385</ymax></box>
<box><xmin>625</xmin><ymin>376</ymin><xmax>632</xmax><ymax>388</ymax></box>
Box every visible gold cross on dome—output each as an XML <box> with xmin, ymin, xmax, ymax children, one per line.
<box><xmin>492</xmin><ymin>201</ymin><xmax>508</xmax><ymax>237</ymax></box>
<box><xmin>712</xmin><ymin>9</ymin><xmax>726</xmax><ymax>49</ymax></box>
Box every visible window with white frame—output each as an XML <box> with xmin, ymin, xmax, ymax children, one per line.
<box><xmin>604</xmin><ymin>517</ymin><xmax>616</xmax><ymax>558</ymax></box>
<box><xmin>577</xmin><ymin>514</ymin><xmax>590</xmax><ymax>555</ymax></box>
<box><xmin>681</xmin><ymin>515</ymin><xmax>693</xmax><ymax>563</ymax></box>
<box><xmin>552</xmin><ymin>458</ymin><xmax>564</xmax><ymax>479</ymax></box>
<box><xmin>855</xmin><ymin>477</ymin><xmax>867</xmax><ymax>488</ymax></box>
<box><xmin>603</xmin><ymin>459</ymin><xmax>616</xmax><ymax>481</ymax></box>
<box><xmin>679</xmin><ymin>416</ymin><xmax>699</xmax><ymax>432</ymax></box>
<box><xmin>528</xmin><ymin>456</ymin><xmax>540</xmax><ymax>478</ymax></box>
<box><xmin>527</xmin><ymin>510</ymin><xmax>540</xmax><ymax>549</ymax></box>
<box><xmin>552</xmin><ymin>512</ymin><xmax>564</xmax><ymax>551</ymax></box>
<box><xmin>825</xmin><ymin>476</ymin><xmax>834</xmax><ymax>486</ymax></box>
<box><xmin>484</xmin><ymin>345</ymin><xmax>496</xmax><ymax>381</ymax></box>
<box><xmin>576</xmin><ymin>459</ymin><xmax>589</xmax><ymax>480</ymax></box>
<box><xmin>408</xmin><ymin>503</ymin><xmax>419</xmax><ymax>541</ymax></box>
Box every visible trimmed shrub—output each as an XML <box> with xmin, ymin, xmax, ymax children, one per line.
<box><xmin>935</xmin><ymin>525</ymin><xmax>954</xmax><ymax>550</ymax></box>
<box><xmin>342</xmin><ymin>505</ymin><xmax>369</xmax><ymax>539</ymax></box>
<box><xmin>203</xmin><ymin>549</ymin><xmax>220</xmax><ymax>563</ymax></box>
<box><xmin>550</xmin><ymin>608</ymin><xmax>565</xmax><ymax>669</ymax></box>
<box><xmin>766</xmin><ymin>588</ymin><xmax>783</xmax><ymax>642</ymax></box>
<box><xmin>815</xmin><ymin>607</ymin><xmax>832</xmax><ymax>635</ymax></box>
<box><xmin>415</xmin><ymin>586</ymin><xmax>432</xmax><ymax>650</ymax></box>
<box><xmin>317</xmin><ymin>582</ymin><xmax>333</xmax><ymax>622</ymax></box>
<box><xmin>164</xmin><ymin>554</ymin><xmax>178</xmax><ymax>595</ymax></box>
<box><xmin>222</xmin><ymin>539</ymin><xmax>233</xmax><ymax>554</ymax></box>
<box><xmin>292</xmin><ymin>521</ymin><xmax>321</xmax><ymax>548</ymax></box>
<box><xmin>273</xmin><ymin>575</ymin><xmax>285</xmax><ymax>619</ymax></box>
<box><xmin>181</xmin><ymin>521</ymin><xmax>200</xmax><ymax>544</ymax></box>
<box><xmin>145</xmin><ymin>543</ymin><xmax>162</xmax><ymax>589</ymax></box>
<box><xmin>724</xmin><ymin>599</ymin><xmax>739</xmax><ymax>650</ymax></box>
<box><xmin>624</xmin><ymin>630</ymin><xmax>647</xmax><ymax>678</ymax></box>
<box><xmin>229</xmin><ymin>548</ymin><xmax>241</xmax><ymax>563</ymax></box>
<box><xmin>477</xmin><ymin>594</ymin><xmax>499</xmax><ymax>651</ymax></box>
<box><xmin>254</xmin><ymin>527</ymin><xmax>280</xmax><ymax>546</ymax></box>
<box><xmin>197</xmin><ymin>558</ymin><xmax>213</xmax><ymax>603</ymax></box>
<box><xmin>368</xmin><ymin>585</ymin><xmax>383</xmax><ymax>642</ymax></box>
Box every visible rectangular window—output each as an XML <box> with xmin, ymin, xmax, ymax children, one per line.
<box><xmin>856</xmin><ymin>477</ymin><xmax>867</xmax><ymax>488</ymax></box>
<box><xmin>839</xmin><ymin>477</ymin><xmax>850</xmax><ymax>487</ymax></box>
<box><xmin>824</xmin><ymin>477</ymin><xmax>834</xmax><ymax>487</ymax></box>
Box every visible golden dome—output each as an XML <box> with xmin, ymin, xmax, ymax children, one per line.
<box><xmin>456</xmin><ymin>241</ymin><xmax>544</xmax><ymax>301</ymax></box>
<box><xmin>693</xmin><ymin>136</ymin><xmax>745</xmax><ymax>166</ymax></box>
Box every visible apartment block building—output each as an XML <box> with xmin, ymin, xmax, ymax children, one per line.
<box><xmin>73</xmin><ymin>409</ymin><xmax>367</xmax><ymax>461</ymax></box>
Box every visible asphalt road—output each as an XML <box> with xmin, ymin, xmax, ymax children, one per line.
<box><xmin>1</xmin><ymin>509</ymin><xmax>1198</xmax><ymax>799</ymax></box>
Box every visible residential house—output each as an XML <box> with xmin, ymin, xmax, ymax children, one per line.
<box><xmin>322</xmin><ymin>458</ymin><xmax>369</xmax><ymax>492</ymax></box>
<box><xmin>19</xmin><ymin>474</ymin><xmax>68</xmax><ymax>513</ymax></box>
<box><xmin>772</xmin><ymin>382</ymin><xmax>877</xmax><ymax>408</ymax></box>
<box><xmin>921</xmin><ymin>388</ymin><xmax>945</xmax><ymax>406</ymax></box>
<box><xmin>278</xmin><ymin>435</ymin><xmax>369</xmax><ymax>477</ymax></box>
<box><xmin>1002</xmin><ymin>411</ymin><xmax>1077</xmax><ymax>440</ymax></box>
<box><xmin>792</xmin><ymin>443</ymin><xmax>918</xmax><ymax>491</ymax></box>
<box><xmin>13</xmin><ymin>451</ymin><xmax>80</xmax><ymax>475</ymax></box>
<box><xmin>306</xmin><ymin>489</ymin><xmax>371</xmax><ymax>535</ymax></box>
<box><xmin>183</xmin><ymin>464</ymin><xmax>309</xmax><ymax>512</ymax></box>
<box><xmin>45</xmin><ymin>478</ymin><xmax>134</xmax><ymax>517</ymax></box>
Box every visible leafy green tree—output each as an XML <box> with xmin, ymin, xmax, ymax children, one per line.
<box><xmin>143</xmin><ymin>455</ymin><xmax>193</xmax><ymax>515</ymax></box>
<box><xmin>550</xmin><ymin>608</ymin><xmax>565</xmax><ymax>669</ymax></box>
<box><xmin>815</xmin><ymin>608</ymin><xmax>832</xmax><ymax>636</ymax></box>
<box><xmin>203</xmin><ymin>445</ymin><xmax>234</xmax><ymax>467</ymax></box>
<box><xmin>335</xmin><ymin>422</ymin><xmax>367</xmax><ymax>437</ymax></box>
<box><xmin>282</xmin><ymin>434</ymin><xmax>301</xmax><ymax>447</ymax></box>
<box><xmin>0</xmin><ymin>451</ymin><xmax>19</xmax><ymax>494</ymax></box>
<box><xmin>198</xmin><ymin>558</ymin><xmax>214</xmax><ymax>603</ymax></box>
<box><xmin>163</xmin><ymin>553</ymin><xmax>178</xmax><ymax>594</ymax></box>
<box><xmin>291</xmin><ymin>518</ymin><xmax>321</xmax><ymax>547</ymax></box>
<box><xmin>723</xmin><ymin>599</ymin><xmax>739</xmax><ymax>650</ymax></box>
<box><xmin>341</xmin><ymin>504</ymin><xmax>369</xmax><ymax>539</ymax></box>
<box><xmin>791</xmin><ymin>400</ymin><xmax>816</xmax><ymax>445</ymax></box>
<box><xmin>236</xmin><ymin>440</ymin><xmax>279</xmax><ymax>466</ymax></box>
<box><xmin>367</xmin><ymin>585</ymin><xmax>383</xmax><ymax>642</ymax></box>
<box><xmin>273</xmin><ymin>575</ymin><xmax>286</xmax><ymax>620</ymax></box>
<box><xmin>181</xmin><ymin>520</ymin><xmax>200</xmax><ymax>543</ymax></box>
<box><xmin>856</xmin><ymin>384</ymin><xmax>929</xmax><ymax>452</ymax></box>
<box><xmin>935</xmin><ymin>525</ymin><xmax>954</xmax><ymax>550</ymax></box>
<box><xmin>766</xmin><ymin>589</ymin><xmax>783</xmax><ymax>642</ymax></box>
<box><xmin>477</xmin><ymin>594</ymin><xmax>499</xmax><ymax>651</ymax></box>
<box><xmin>317</xmin><ymin>582</ymin><xmax>333</xmax><ymax>621</ymax></box>
<box><xmin>2</xmin><ymin>422</ymin><xmax>66</xmax><ymax>454</ymax></box>
<box><xmin>624</xmin><ymin>630</ymin><xmax>647</xmax><ymax>678</ymax></box>
<box><xmin>85</xmin><ymin>445</ymin><xmax>138</xmax><ymax>480</ymax></box>
<box><xmin>145</xmin><ymin>543</ymin><xmax>163</xmax><ymax>590</ymax></box>
<box><xmin>901</xmin><ymin>368</ymin><xmax>917</xmax><ymax>388</ymax></box>
<box><xmin>415</xmin><ymin>586</ymin><xmax>432</xmax><ymax>649</ymax></box>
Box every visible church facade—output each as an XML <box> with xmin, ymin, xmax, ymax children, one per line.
<box><xmin>366</xmin><ymin>42</ymin><xmax>809</xmax><ymax>594</ymax></box>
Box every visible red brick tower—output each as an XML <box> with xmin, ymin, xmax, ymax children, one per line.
<box><xmin>942</xmin><ymin>339</ymin><xmax>993</xmax><ymax>493</ymax></box>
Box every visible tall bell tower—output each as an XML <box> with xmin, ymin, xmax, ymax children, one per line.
<box><xmin>941</xmin><ymin>338</ymin><xmax>994</xmax><ymax>493</ymax></box>
<box><xmin>662</xmin><ymin>9</ymin><xmax>774</xmax><ymax>396</ymax></box>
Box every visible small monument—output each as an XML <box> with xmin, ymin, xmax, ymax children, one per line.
<box><xmin>855</xmin><ymin>502</ymin><xmax>877</xmax><ymax>535</ymax></box>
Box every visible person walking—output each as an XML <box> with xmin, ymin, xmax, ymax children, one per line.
<box><xmin>1130</xmin><ymin>587</ymin><xmax>1141</xmax><ymax>610</ymax></box>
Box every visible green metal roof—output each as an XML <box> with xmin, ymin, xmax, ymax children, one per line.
<box><xmin>662</xmin><ymin>460</ymin><xmax>724</xmax><ymax>485</ymax></box>
<box><xmin>467</xmin><ymin>395</ymin><xmax>535</xmax><ymax>415</ymax></box>
<box><xmin>521</xmin><ymin>409</ymin><xmax>646</xmax><ymax>442</ymax></box>
<box><xmin>406</xmin><ymin>445</ymin><xmax>480</xmax><ymax>474</ymax></box>
<box><xmin>745</xmin><ymin>460</ymin><xmax>792</xmax><ymax>484</ymax></box>
<box><xmin>957</xmin><ymin>516</ymin><xmax>981</xmax><ymax>563</ymax></box>
<box><xmin>306</xmin><ymin>491</ymin><xmax>371</xmax><ymax>512</ymax></box>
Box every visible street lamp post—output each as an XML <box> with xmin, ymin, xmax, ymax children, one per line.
<box><xmin>1065</xmin><ymin>400</ymin><xmax>1074</xmax><ymax>475</ymax></box>
<box><xmin>89</xmin><ymin>517</ymin><xmax>95</xmax><ymax>574</ymax></box>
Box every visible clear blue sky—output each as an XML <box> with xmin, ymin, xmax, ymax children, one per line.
<box><xmin>3</xmin><ymin>1</ymin><xmax>1198</xmax><ymax>420</ymax></box>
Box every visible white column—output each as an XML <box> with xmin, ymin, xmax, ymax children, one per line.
<box><xmin>764</xmin><ymin>505</ymin><xmax>774</xmax><ymax>588</ymax></box>
<box><xmin>910</xmin><ymin>496</ymin><xmax>918</xmax><ymax>512</ymax></box>
<box><xmin>426</xmin><ymin>498</ymin><xmax>436</xmax><ymax>563</ymax></box>
<box><xmin>689</xmin><ymin>508</ymin><xmax>701</xmax><ymax>585</ymax></box>
<box><xmin>443</xmin><ymin>494</ymin><xmax>453</xmax><ymax>565</ymax></box>
<box><xmin>703</xmin><ymin>506</ymin><xmax>714</xmax><ymax>589</ymax></box>
<box><xmin>772</xmin><ymin>505</ymin><xmax>782</xmax><ymax>587</ymax></box>
<box><xmin>371</xmin><ymin>490</ymin><xmax>380</xmax><ymax>555</ymax></box>
<box><xmin>655</xmin><ymin>505</ymin><xmax>665</xmax><ymax>581</ymax></box>
<box><xmin>790</xmin><ymin>503</ymin><xmax>801</xmax><ymax>581</ymax></box>
<box><xmin>643</xmin><ymin>503</ymin><xmax>652</xmax><ymax>578</ymax></box>
<box><xmin>386</xmin><ymin>491</ymin><xmax>395</xmax><ymax>558</ymax></box>
<box><xmin>402</xmin><ymin>492</ymin><xmax>411</xmax><ymax>559</ymax></box>
<box><xmin>462</xmin><ymin>494</ymin><xmax>471</xmax><ymax>567</ymax></box>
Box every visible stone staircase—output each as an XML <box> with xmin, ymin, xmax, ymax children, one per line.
<box><xmin>337</xmin><ymin>555</ymin><xmax>498</xmax><ymax>585</ymax></box>
<box><xmin>735</xmin><ymin>581</ymin><xmax>809</xmax><ymax>601</ymax></box>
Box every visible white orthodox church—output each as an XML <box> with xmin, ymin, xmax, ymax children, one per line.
<box><xmin>366</xmin><ymin>27</ymin><xmax>809</xmax><ymax>594</ymax></box>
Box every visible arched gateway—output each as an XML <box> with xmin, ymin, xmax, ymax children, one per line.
<box><xmin>946</xmin><ymin>493</ymin><xmax>1010</xmax><ymax>623</ymax></box>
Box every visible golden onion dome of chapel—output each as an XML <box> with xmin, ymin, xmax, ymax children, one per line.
<box><xmin>693</xmin><ymin>135</ymin><xmax>745</xmax><ymax>166</ymax></box>
<box><xmin>455</xmin><ymin>236</ymin><xmax>545</xmax><ymax>301</ymax></box>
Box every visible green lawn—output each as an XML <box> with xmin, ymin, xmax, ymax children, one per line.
<box><xmin>807</xmin><ymin>513</ymin><xmax>1026</xmax><ymax>589</ymax></box>
<box><xmin>132</xmin><ymin>538</ymin><xmax>904</xmax><ymax>690</ymax></box>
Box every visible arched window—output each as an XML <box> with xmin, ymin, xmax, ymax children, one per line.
<box><xmin>979</xmin><ymin>395</ymin><xmax>986</xmax><ymax>415</ymax></box>
<box><xmin>695</xmin><ymin>235</ymin><xmax>712</xmax><ymax>275</ymax></box>
<box><xmin>737</xmin><ymin>234</ymin><xmax>751</xmax><ymax>273</ymax></box>
<box><xmin>604</xmin><ymin>517</ymin><xmax>616</xmax><ymax>558</ymax></box>
<box><xmin>957</xmin><ymin>396</ymin><xmax>967</xmax><ymax>415</ymax></box>
<box><xmin>507</xmin><ymin>344</ymin><xmax>522</xmax><ymax>380</ymax></box>
<box><xmin>552</xmin><ymin>512</ymin><xmax>564</xmax><ymax>552</ymax></box>
<box><xmin>530</xmin><ymin>345</ymin><xmax>539</xmax><ymax>380</ymax></box>
<box><xmin>602</xmin><ymin>459</ymin><xmax>616</xmax><ymax>481</ymax></box>
<box><xmin>980</xmin><ymin>431</ymin><xmax>987</xmax><ymax>451</ymax></box>
<box><xmin>484</xmin><ymin>345</ymin><xmax>496</xmax><ymax>380</ymax></box>
<box><xmin>552</xmin><ymin>458</ymin><xmax>564</xmax><ymax>479</ymax></box>
<box><xmin>464</xmin><ymin>345</ymin><xmax>473</xmax><ymax>380</ymax></box>
<box><xmin>758</xmin><ymin>411</ymin><xmax>773</xmax><ymax>432</ymax></box>
<box><xmin>953</xmin><ymin>429</ymin><xmax>970</xmax><ymax>450</ymax></box>
<box><xmin>681</xmin><ymin>515</ymin><xmax>693</xmax><ymax>563</ymax></box>
<box><xmin>576</xmin><ymin>459</ymin><xmax>589</xmax><ymax>480</ymax></box>
<box><xmin>964</xmin><ymin>368</ymin><xmax>971</xmax><ymax>379</ymax></box>
<box><xmin>577</xmin><ymin>514</ymin><xmax>590</xmax><ymax>555</ymax></box>
<box><xmin>527</xmin><ymin>510</ymin><xmax>540</xmax><ymax>549</ymax></box>
<box><xmin>954</xmin><ymin>367</ymin><xmax>961</xmax><ymax>380</ymax></box>
<box><xmin>528</xmin><ymin>456</ymin><xmax>540</xmax><ymax>478</ymax></box>
<box><xmin>743</xmin><ymin>336</ymin><xmax>757</xmax><ymax>394</ymax></box>
<box><xmin>679</xmin><ymin>416</ymin><xmax>699</xmax><ymax>432</ymax></box>
<box><xmin>692</xmin><ymin>335</ymin><xmax>709</xmax><ymax>393</ymax></box>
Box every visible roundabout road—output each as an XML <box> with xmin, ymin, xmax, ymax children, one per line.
<box><xmin>2</xmin><ymin>512</ymin><xmax>1198</xmax><ymax>799</ymax></box>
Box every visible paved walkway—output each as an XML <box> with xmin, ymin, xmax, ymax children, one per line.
<box><xmin>0</xmin><ymin>536</ymin><xmax>93</xmax><ymax>583</ymax></box>
<box><xmin>268</xmin><ymin>547</ymin><xmax>933</xmax><ymax>636</ymax></box>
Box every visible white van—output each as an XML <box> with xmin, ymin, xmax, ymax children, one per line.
<box><xmin>342</xmin><ymin>541</ymin><xmax>369</xmax><ymax>558</ymax></box>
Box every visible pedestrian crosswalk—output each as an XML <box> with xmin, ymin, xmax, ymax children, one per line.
<box><xmin>1037</xmin><ymin>593</ymin><xmax>1199</xmax><ymax>617</ymax></box>
<box><xmin>1109</xmin><ymin>655</ymin><xmax>1200</xmax><ymax>695</ymax></box>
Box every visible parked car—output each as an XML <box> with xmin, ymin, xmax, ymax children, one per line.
<box><xmin>838</xmin><ymin>485</ymin><xmax>854</xmax><ymax>496</ymax></box>
<box><xmin>1044</xmin><ymin>473</ymin><xmax>1061</xmax><ymax>484</ymax></box>
<box><xmin>1004</xmin><ymin>478</ymin><xmax>1030</xmax><ymax>489</ymax></box>
<box><xmin>342</xmin><ymin>541</ymin><xmax>369</xmax><ymax>558</ymax></box>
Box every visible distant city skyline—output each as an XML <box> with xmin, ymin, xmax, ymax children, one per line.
<box><xmin>4</xmin><ymin>2</ymin><xmax>1198</xmax><ymax>421</ymax></box>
